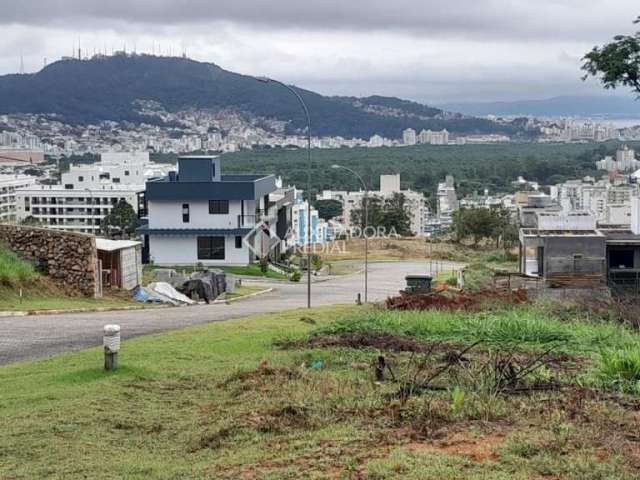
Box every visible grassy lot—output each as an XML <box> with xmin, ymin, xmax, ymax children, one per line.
<box><xmin>0</xmin><ymin>285</ymin><xmax>141</xmax><ymax>312</ymax></box>
<box><xmin>461</xmin><ymin>249</ymin><xmax>518</xmax><ymax>289</ymax></box>
<box><xmin>0</xmin><ymin>244</ymin><xmax>138</xmax><ymax>312</ymax></box>
<box><xmin>3</xmin><ymin>301</ymin><xmax>640</xmax><ymax>478</ymax></box>
<box><xmin>143</xmin><ymin>263</ymin><xmax>289</xmax><ymax>284</ymax></box>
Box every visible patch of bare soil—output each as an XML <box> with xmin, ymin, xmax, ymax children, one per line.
<box><xmin>218</xmin><ymin>361</ymin><xmax>302</xmax><ymax>393</ymax></box>
<box><xmin>404</xmin><ymin>429</ymin><xmax>508</xmax><ymax>461</ymax></box>
<box><xmin>208</xmin><ymin>439</ymin><xmax>391</xmax><ymax>480</ymax></box>
<box><xmin>386</xmin><ymin>288</ymin><xmax>529</xmax><ymax>311</ymax></box>
<box><xmin>298</xmin><ymin>331</ymin><xmax>463</xmax><ymax>353</ymax></box>
<box><xmin>244</xmin><ymin>405</ymin><xmax>316</xmax><ymax>433</ymax></box>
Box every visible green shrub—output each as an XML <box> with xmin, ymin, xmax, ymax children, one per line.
<box><xmin>445</xmin><ymin>276</ymin><xmax>458</xmax><ymax>286</ymax></box>
<box><xmin>0</xmin><ymin>245</ymin><xmax>37</xmax><ymax>284</ymax></box>
<box><xmin>259</xmin><ymin>258</ymin><xmax>269</xmax><ymax>274</ymax></box>
<box><xmin>290</xmin><ymin>270</ymin><xmax>302</xmax><ymax>282</ymax></box>
<box><xmin>599</xmin><ymin>348</ymin><xmax>640</xmax><ymax>387</ymax></box>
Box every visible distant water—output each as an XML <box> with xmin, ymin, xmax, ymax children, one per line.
<box><xmin>608</xmin><ymin>118</ymin><xmax>640</xmax><ymax>128</ymax></box>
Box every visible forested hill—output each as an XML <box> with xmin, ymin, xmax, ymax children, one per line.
<box><xmin>0</xmin><ymin>54</ymin><xmax>520</xmax><ymax>138</ymax></box>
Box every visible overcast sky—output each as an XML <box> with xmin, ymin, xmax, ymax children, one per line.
<box><xmin>1</xmin><ymin>0</ymin><xmax>639</xmax><ymax>104</ymax></box>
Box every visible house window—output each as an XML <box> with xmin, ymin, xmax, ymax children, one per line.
<box><xmin>197</xmin><ymin>236</ymin><xmax>225</xmax><ymax>260</ymax></box>
<box><xmin>113</xmin><ymin>178</ymin><xmax>121</xmax><ymax>183</ymax></box>
<box><xmin>182</xmin><ymin>203</ymin><xmax>190</xmax><ymax>223</ymax></box>
<box><xmin>124</xmin><ymin>170</ymin><xmax>130</xmax><ymax>176</ymax></box>
<box><xmin>78</xmin><ymin>176</ymin><xmax>84</xmax><ymax>182</ymax></box>
<box><xmin>235</xmin><ymin>236</ymin><xmax>242</xmax><ymax>248</ymax></box>
<box><xmin>211</xmin><ymin>162</ymin><xmax>216</xmax><ymax>180</ymax></box>
<box><xmin>64</xmin><ymin>184</ymin><xmax>74</xmax><ymax>190</ymax></box>
<box><xmin>209</xmin><ymin>200</ymin><xmax>229</xmax><ymax>214</ymax></box>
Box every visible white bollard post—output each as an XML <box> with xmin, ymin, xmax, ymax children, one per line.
<box><xmin>103</xmin><ymin>324</ymin><xmax>121</xmax><ymax>371</ymax></box>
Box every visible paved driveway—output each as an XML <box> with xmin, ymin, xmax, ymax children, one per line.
<box><xmin>0</xmin><ymin>260</ymin><xmax>462</xmax><ymax>365</ymax></box>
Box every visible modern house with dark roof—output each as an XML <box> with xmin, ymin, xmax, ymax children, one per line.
<box><xmin>139</xmin><ymin>155</ymin><xmax>293</xmax><ymax>266</ymax></box>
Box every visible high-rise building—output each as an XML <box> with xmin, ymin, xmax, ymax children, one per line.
<box><xmin>437</xmin><ymin>175</ymin><xmax>459</xmax><ymax>226</ymax></box>
<box><xmin>402</xmin><ymin>128</ymin><xmax>417</xmax><ymax>146</ymax></box>
<box><xmin>0</xmin><ymin>174</ymin><xmax>37</xmax><ymax>222</ymax></box>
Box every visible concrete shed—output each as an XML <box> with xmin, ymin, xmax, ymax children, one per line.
<box><xmin>96</xmin><ymin>238</ymin><xmax>143</xmax><ymax>290</ymax></box>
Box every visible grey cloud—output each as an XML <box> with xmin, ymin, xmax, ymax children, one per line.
<box><xmin>2</xmin><ymin>0</ymin><xmax>638</xmax><ymax>42</ymax></box>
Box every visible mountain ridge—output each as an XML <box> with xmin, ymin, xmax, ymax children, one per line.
<box><xmin>440</xmin><ymin>95</ymin><xmax>640</xmax><ymax>118</ymax></box>
<box><xmin>0</xmin><ymin>54</ymin><xmax>519</xmax><ymax>138</ymax></box>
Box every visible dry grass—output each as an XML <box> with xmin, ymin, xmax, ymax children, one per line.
<box><xmin>4</xmin><ymin>303</ymin><xmax>640</xmax><ymax>478</ymax></box>
<box><xmin>320</xmin><ymin>237</ymin><xmax>477</xmax><ymax>262</ymax></box>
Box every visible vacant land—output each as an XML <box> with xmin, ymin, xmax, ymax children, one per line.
<box><xmin>321</xmin><ymin>237</ymin><xmax>516</xmax><ymax>289</ymax></box>
<box><xmin>3</xmin><ymin>299</ymin><xmax>640</xmax><ymax>479</ymax></box>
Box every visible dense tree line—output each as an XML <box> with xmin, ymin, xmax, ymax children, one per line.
<box><xmin>217</xmin><ymin>141</ymin><xmax>630</xmax><ymax>199</ymax></box>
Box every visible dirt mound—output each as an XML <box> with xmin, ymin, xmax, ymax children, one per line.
<box><xmin>386</xmin><ymin>288</ymin><xmax>529</xmax><ymax>311</ymax></box>
<box><xmin>301</xmin><ymin>331</ymin><xmax>460</xmax><ymax>353</ymax></box>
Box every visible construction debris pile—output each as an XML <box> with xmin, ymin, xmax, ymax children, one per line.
<box><xmin>134</xmin><ymin>268</ymin><xmax>229</xmax><ymax>305</ymax></box>
<box><xmin>386</xmin><ymin>288</ymin><xmax>529</xmax><ymax>311</ymax></box>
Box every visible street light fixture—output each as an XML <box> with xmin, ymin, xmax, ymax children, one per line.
<box><xmin>255</xmin><ymin>76</ymin><xmax>312</xmax><ymax>308</ymax></box>
<box><xmin>331</xmin><ymin>164</ymin><xmax>369</xmax><ymax>303</ymax></box>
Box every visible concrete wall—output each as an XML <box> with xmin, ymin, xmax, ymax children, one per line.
<box><xmin>536</xmin><ymin>212</ymin><xmax>596</xmax><ymax>231</ymax></box>
<box><xmin>520</xmin><ymin>234</ymin><xmax>606</xmax><ymax>278</ymax></box>
<box><xmin>0</xmin><ymin>225</ymin><xmax>98</xmax><ymax>296</ymax></box>
<box><xmin>149</xmin><ymin>234</ymin><xmax>250</xmax><ymax>266</ymax></box>
<box><xmin>543</xmin><ymin>236</ymin><xmax>606</xmax><ymax>276</ymax></box>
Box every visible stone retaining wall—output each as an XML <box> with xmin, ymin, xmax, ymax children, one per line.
<box><xmin>0</xmin><ymin>225</ymin><xmax>98</xmax><ymax>297</ymax></box>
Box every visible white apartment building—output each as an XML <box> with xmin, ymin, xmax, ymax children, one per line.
<box><xmin>318</xmin><ymin>174</ymin><xmax>427</xmax><ymax>235</ymax></box>
<box><xmin>14</xmin><ymin>185</ymin><xmax>143</xmax><ymax>234</ymax></box>
<box><xmin>437</xmin><ymin>175</ymin><xmax>459</xmax><ymax>225</ymax></box>
<box><xmin>596</xmin><ymin>146</ymin><xmax>640</xmax><ymax>172</ymax></box>
<box><xmin>60</xmin><ymin>151</ymin><xmax>174</xmax><ymax>189</ymax></box>
<box><xmin>368</xmin><ymin>135</ymin><xmax>384</xmax><ymax>148</ymax></box>
<box><xmin>11</xmin><ymin>151</ymin><xmax>171</xmax><ymax>234</ymax></box>
<box><xmin>418</xmin><ymin>129</ymin><xmax>450</xmax><ymax>145</ymax></box>
<box><xmin>0</xmin><ymin>174</ymin><xmax>37</xmax><ymax>222</ymax></box>
<box><xmin>402</xmin><ymin>128</ymin><xmax>417</xmax><ymax>146</ymax></box>
<box><xmin>550</xmin><ymin>176</ymin><xmax>639</xmax><ymax>227</ymax></box>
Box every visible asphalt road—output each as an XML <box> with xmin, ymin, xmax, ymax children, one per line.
<box><xmin>0</xmin><ymin>260</ymin><xmax>462</xmax><ymax>365</ymax></box>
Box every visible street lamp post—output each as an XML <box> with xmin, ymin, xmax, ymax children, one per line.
<box><xmin>256</xmin><ymin>76</ymin><xmax>312</xmax><ymax>308</ymax></box>
<box><xmin>331</xmin><ymin>164</ymin><xmax>368</xmax><ymax>303</ymax></box>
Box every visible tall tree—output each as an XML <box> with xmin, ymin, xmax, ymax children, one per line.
<box><xmin>102</xmin><ymin>200</ymin><xmax>140</xmax><ymax>239</ymax></box>
<box><xmin>452</xmin><ymin>207</ymin><xmax>516</xmax><ymax>247</ymax></box>
<box><xmin>582</xmin><ymin>16</ymin><xmax>640</xmax><ymax>95</ymax></box>
<box><xmin>350</xmin><ymin>195</ymin><xmax>384</xmax><ymax>230</ymax></box>
<box><xmin>350</xmin><ymin>193</ymin><xmax>413</xmax><ymax>236</ymax></box>
<box><xmin>315</xmin><ymin>199</ymin><xmax>343</xmax><ymax>221</ymax></box>
<box><xmin>382</xmin><ymin>193</ymin><xmax>413</xmax><ymax>236</ymax></box>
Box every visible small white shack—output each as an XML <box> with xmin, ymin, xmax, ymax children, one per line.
<box><xmin>96</xmin><ymin>239</ymin><xmax>143</xmax><ymax>290</ymax></box>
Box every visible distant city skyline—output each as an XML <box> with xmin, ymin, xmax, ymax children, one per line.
<box><xmin>0</xmin><ymin>0</ymin><xmax>639</xmax><ymax>104</ymax></box>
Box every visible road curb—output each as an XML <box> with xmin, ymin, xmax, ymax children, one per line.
<box><xmin>213</xmin><ymin>287</ymin><xmax>274</xmax><ymax>304</ymax></box>
<box><xmin>0</xmin><ymin>304</ymin><xmax>170</xmax><ymax>318</ymax></box>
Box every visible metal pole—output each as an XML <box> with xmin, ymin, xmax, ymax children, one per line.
<box><xmin>331</xmin><ymin>165</ymin><xmax>368</xmax><ymax>302</ymax></box>
<box><xmin>256</xmin><ymin>77</ymin><xmax>312</xmax><ymax>308</ymax></box>
<box><xmin>364</xmin><ymin>188</ymin><xmax>368</xmax><ymax>303</ymax></box>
